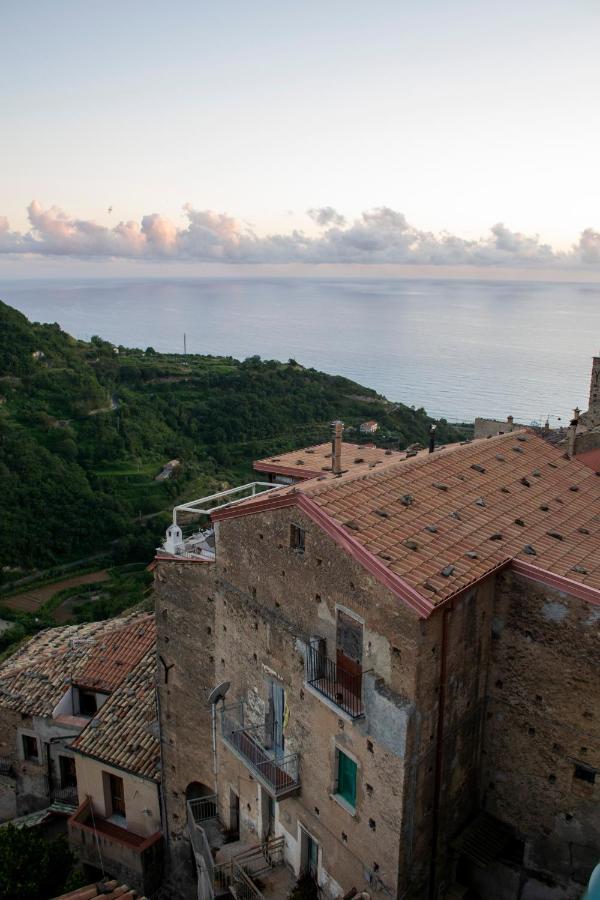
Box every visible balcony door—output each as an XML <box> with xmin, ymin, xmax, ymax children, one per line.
<box><xmin>269</xmin><ymin>681</ymin><xmax>285</xmax><ymax>758</ymax></box>
<box><xmin>336</xmin><ymin>608</ymin><xmax>363</xmax><ymax>702</ymax></box>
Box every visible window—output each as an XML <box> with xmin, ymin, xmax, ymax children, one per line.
<box><xmin>290</xmin><ymin>524</ymin><xmax>305</xmax><ymax>553</ymax></box>
<box><xmin>78</xmin><ymin>690</ymin><xmax>97</xmax><ymax>717</ymax></box>
<box><xmin>574</xmin><ymin>764</ymin><xmax>596</xmax><ymax>785</ymax></box>
<box><xmin>22</xmin><ymin>734</ymin><xmax>39</xmax><ymax>762</ymax></box>
<box><xmin>109</xmin><ymin>773</ymin><xmax>126</xmax><ymax>817</ymax></box>
<box><xmin>336</xmin><ymin>750</ymin><xmax>357</xmax><ymax>808</ymax></box>
<box><xmin>59</xmin><ymin>755</ymin><xmax>77</xmax><ymax>788</ymax></box>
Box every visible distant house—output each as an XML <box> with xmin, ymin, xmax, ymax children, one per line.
<box><xmin>155</xmin><ymin>459</ymin><xmax>180</xmax><ymax>481</ymax></box>
<box><xmin>68</xmin><ymin>646</ymin><xmax>162</xmax><ymax>895</ymax></box>
<box><xmin>360</xmin><ymin>420</ymin><xmax>379</xmax><ymax>433</ymax></box>
<box><xmin>0</xmin><ymin>614</ymin><xmax>154</xmax><ymax>825</ymax></box>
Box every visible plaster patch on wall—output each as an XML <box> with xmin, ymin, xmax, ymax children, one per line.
<box><xmin>365</xmin><ymin>629</ymin><xmax>391</xmax><ymax>683</ymax></box>
<box><xmin>541</xmin><ymin>601</ymin><xmax>568</xmax><ymax>623</ymax></box>
<box><xmin>585</xmin><ymin>607</ymin><xmax>600</xmax><ymax>626</ymax></box>
<box><xmin>492</xmin><ymin>617</ymin><xmax>504</xmax><ymax>636</ymax></box>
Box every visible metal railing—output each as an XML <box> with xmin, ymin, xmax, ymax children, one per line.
<box><xmin>221</xmin><ymin>704</ymin><xmax>300</xmax><ymax>798</ymax></box>
<box><xmin>188</xmin><ymin>794</ymin><xmax>218</xmax><ymax>825</ymax></box>
<box><xmin>306</xmin><ymin>641</ymin><xmax>365</xmax><ymax>718</ymax></box>
<box><xmin>43</xmin><ymin>777</ymin><xmax>79</xmax><ymax>806</ymax></box>
<box><xmin>52</xmin><ymin>784</ymin><xmax>79</xmax><ymax>805</ymax></box>
<box><xmin>214</xmin><ymin>837</ymin><xmax>285</xmax><ymax>898</ymax></box>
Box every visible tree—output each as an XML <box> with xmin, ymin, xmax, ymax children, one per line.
<box><xmin>0</xmin><ymin>824</ymin><xmax>77</xmax><ymax>900</ymax></box>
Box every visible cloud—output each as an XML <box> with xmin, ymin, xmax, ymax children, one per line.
<box><xmin>307</xmin><ymin>206</ymin><xmax>346</xmax><ymax>228</ymax></box>
<box><xmin>0</xmin><ymin>200</ymin><xmax>598</xmax><ymax>268</ymax></box>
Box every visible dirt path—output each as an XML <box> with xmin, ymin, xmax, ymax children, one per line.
<box><xmin>1</xmin><ymin>570</ymin><xmax>111</xmax><ymax>613</ymax></box>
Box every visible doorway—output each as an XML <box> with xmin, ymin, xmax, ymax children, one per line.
<box><xmin>269</xmin><ymin>681</ymin><xmax>285</xmax><ymax>757</ymax></box>
<box><xmin>229</xmin><ymin>788</ymin><xmax>240</xmax><ymax>840</ymax></box>
<box><xmin>300</xmin><ymin>828</ymin><xmax>319</xmax><ymax>882</ymax></box>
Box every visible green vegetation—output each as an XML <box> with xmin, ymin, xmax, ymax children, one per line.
<box><xmin>0</xmin><ymin>823</ymin><xmax>84</xmax><ymax>900</ymax></box>
<box><xmin>0</xmin><ymin>564</ymin><xmax>153</xmax><ymax>659</ymax></box>
<box><xmin>0</xmin><ymin>299</ymin><xmax>469</xmax><ymax>582</ymax></box>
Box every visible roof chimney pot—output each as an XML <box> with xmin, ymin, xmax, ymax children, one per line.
<box><xmin>331</xmin><ymin>420</ymin><xmax>344</xmax><ymax>475</ymax></box>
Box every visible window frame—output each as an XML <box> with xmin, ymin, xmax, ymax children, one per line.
<box><xmin>108</xmin><ymin>772</ymin><xmax>126</xmax><ymax>818</ymax></box>
<box><xmin>21</xmin><ymin>733</ymin><xmax>40</xmax><ymax>763</ymax></box>
<box><xmin>335</xmin><ymin>747</ymin><xmax>358</xmax><ymax>811</ymax></box>
<box><xmin>290</xmin><ymin>523</ymin><xmax>306</xmax><ymax>554</ymax></box>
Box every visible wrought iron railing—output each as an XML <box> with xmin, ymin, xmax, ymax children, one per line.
<box><xmin>0</xmin><ymin>758</ymin><xmax>14</xmax><ymax>777</ymax></box>
<box><xmin>214</xmin><ymin>837</ymin><xmax>285</xmax><ymax>898</ymax></box>
<box><xmin>52</xmin><ymin>784</ymin><xmax>79</xmax><ymax>805</ymax></box>
<box><xmin>221</xmin><ymin>705</ymin><xmax>300</xmax><ymax>798</ymax></box>
<box><xmin>306</xmin><ymin>640</ymin><xmax>365</xmax><ymax>718</ymax></box>
<box><xmin>188</xmin><ymin>794</ymin><xmax>218</xmax><ymax>825</ymax></box>
<box><xmin>43</xmin><ymin>777</ymin><xmax>78</xmax><ymax>806</ymax></box>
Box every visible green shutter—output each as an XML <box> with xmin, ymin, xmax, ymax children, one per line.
<box><xmin>337</xmin><ymin>751</ymin><xmax>357</xmax><ymax>807</ymax></box>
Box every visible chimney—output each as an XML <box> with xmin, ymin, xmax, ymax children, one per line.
<box><xmin>428</xmin><ymin>425</ymin><xmax>436</xmax><ymax>454</ymax></box>
<box><xmin>507</xmin><ymin>415</ymin><xmax>514</xmax><ymax>431</ymax></box>
<box><xmin>331</xmin><ymin>420</ymin><xmax>344</xmax><ymax>475</ymax></box>
<box><xmin>573</xmin><ymin>406</ymin><xmax>581</xmax><ymax>423</ymax></box>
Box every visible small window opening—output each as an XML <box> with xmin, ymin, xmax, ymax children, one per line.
<box><xmin>290</xmin><ymin>524</ymin><xmax>305</xmax><ymax>553</ymax></box>
<box><xmin>78</xmin><ymin>690</ymin><xmax>98</xmax><ymax>717</ymax></box>
<box><xmin>574</xmin><ymin>764</ymin><xmax>596</xmax><ymax>784</ymax></box>
<box><xmin>22</xmin><ymin>734</ymin><xmax>39</xmax><ymax>761</ymax></box>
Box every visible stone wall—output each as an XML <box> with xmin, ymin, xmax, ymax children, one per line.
<box><xmin>481</xmin><ymin>571</ymin><xmax>600</xmax><ymax>897</ymax></box>
<box><xmin>155</xmin><ymin>505</ymin><xmax>426</xmax><ymax>898</ymax></box>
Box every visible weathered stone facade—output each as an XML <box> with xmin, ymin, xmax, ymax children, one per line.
<box><xmin>155</xmin><ymin>439</ymin><xmax>600</xmax><ymax>899</ymax></box>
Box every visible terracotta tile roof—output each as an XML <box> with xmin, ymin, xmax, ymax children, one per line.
<box><xmin>72</xmin><ymin>647</ymin><xmax>159</xmax><ymax>781</ymax></box>
<box><xmin>76</xmin><ymin>617</ymin><xmax>155</xmax><ymax>692</ymax></box>
<box><xmin>253</xmin><ymin>441</ymin><xmax>402</xmax><ymax>479</ymax></box>
<box><xmin>0</xmin><ymin>614</ymin><xmax>154</xmax><ymax>717</ymax></box>
<box><xmin>52</xmin><ymin>880</ymin><xmax>147</xmax><ymax>899</ymax></box>
<box><xmin>220</xmin><ymin>432</ymin><xmax>600</xmax><ymax>606</ymax></box>
<box><xmin>577</xmin><ymin>447</ymin><xmax>600</xmax><ymax>472</ymax></box>
<box><xmin>303</xmin><ymin>431</ymin><xmax>600</xmax><ymax>603</ymax></box>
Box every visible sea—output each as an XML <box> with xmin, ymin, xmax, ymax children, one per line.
<box><xmin>2</xmin><ymin>276</ymin><xmax>599</xmax><ymax>424</ymax></box>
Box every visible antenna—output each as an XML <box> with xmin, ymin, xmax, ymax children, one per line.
<box><xmin>207</xmin><ymin>681</ymin><xmax>230</xmax><ymax>706</ymax></box>
<box><xmin>183</xmin><ymin>333</ymin><xmax>187</xmax><ymax>356</ymax></box>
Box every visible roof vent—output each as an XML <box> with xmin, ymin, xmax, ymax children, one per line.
<box><xmin>471</xmin><ymin>464</ymin><xmax>486</xmax><ymax>473</ymax></box>
<box><xmin>523</xmin><ymin>545</ymin><xmax>537</xmax><ymax>555</ymax></box>
<box><xmin>433</xmin><ymin>482</ymin><xmax>449</xmax><ymax>492</ymax></box>
<box><xmin>399</xmin><ymin>494</ymin><xmax>414</xmax><ymax>506</ymax></box>
<box><xmin>573</xmin><ymin>564</ymin><xmax>588</xmax><ymax>574</ymax></box>
<box><xmin>403</xmin><ymin>539</ymin><xmax>419</xmax><ymax>551</ymax></box>
<box><xmin>441</xmin><ymin>565</ymin><xmax>455</xmax><ymax>577</ymax></box>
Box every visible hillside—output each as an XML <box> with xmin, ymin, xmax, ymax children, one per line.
<box><xmin>0</xmin><ymin>300</ymin><xmax>469</xmax><ymax>577</ymax></box>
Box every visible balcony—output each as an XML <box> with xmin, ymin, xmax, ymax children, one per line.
<box><xmin>68</xmin><ymin>798</ymin><xmax>162</xmax><ymax>895</ymax></box>
<box><xmin>221</xmin><ymin>704</ymin><xmax>300</xmax><ymax>799</ymax></box>
<box><xmin>306</xmin><ymin>640</ymin><xmax>366</xmax><ymax>719</ymax></box>
<box><xmin>158</xmin><ymin>482</ymin><xmax>279</xmax><ymax>561</ymax></box>
<box><xmin>44</xmin><ymin>777</ymin><xmax>78</xmax><ymax>807</ymax></box>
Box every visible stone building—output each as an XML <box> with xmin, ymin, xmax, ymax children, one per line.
<box><xmin>68</xmin><ymin>645</ymin><xmax>163</xmax><ymax>895</ymax></box>
<box><xmin>154</xmin><ymin>428</ymin><xmax>599</xmax><ymax>900</ymax></box>
<box><xmin>473</xmin><ymin>415</ymin><xmax>527</xmax><ymax>439</ymax></box>
<box><xmin>0</xmin><ymin>613</ymin><xmax>154</xmax><ymax>824</ymax></box>
<box><xmin>568</xmin><ymin>355</ymin><xmax>600</xmax><ymax>468</ymax></box>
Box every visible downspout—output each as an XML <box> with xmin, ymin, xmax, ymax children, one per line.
<box><xmin>429</xmin><ymin>604</ymin><xmax>452</xmax><ymax>900</ymax></box>
<box><xmin>154</xmin><ymin>682</ymin><xmax>169</xmax><ymax>846</ymax></box>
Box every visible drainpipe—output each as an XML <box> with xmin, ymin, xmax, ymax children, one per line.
<box><xmin>429</xmin><ymin>604</ymin><xmax>452</xmax><ymax>900</ymax></box>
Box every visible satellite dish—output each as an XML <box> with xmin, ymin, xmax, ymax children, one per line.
<box><xmin>207</xmin><ymin>681</ymin><xmax>230</xmax><ymax>706</ymax></box>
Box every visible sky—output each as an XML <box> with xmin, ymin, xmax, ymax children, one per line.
<box><xmin>1</xmin><ymin>0</ymin><xmax>599</xmax><ymax>278</ymax></box>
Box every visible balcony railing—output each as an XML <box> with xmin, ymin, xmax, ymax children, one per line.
<box><xmin>306</xmin><ymin>641</ymin><xmax>366</xmax><ymax>718</ymax></box>
<box><xmin>43</xmin><ymin>777</ymin><xmax>79</xmax><ymax>806</ymax></box>
<box><xmin>160</xmin><ymin>482</ymin><xmax>279</xmax><ymax>560</ymax></box>
<box><xmin>221</xmin><ymin>704</ymin><xmax>300</xmax><ymax>799</ymax></box>
<box><xmin>0</xmin><ymin>758</ymin><xmax>14</xmax><ymax>777</ymax></box>
<box><xmin>188</xmin><ymin>794</ymin><xmax>218</xmax><ymax>826</ymax></box>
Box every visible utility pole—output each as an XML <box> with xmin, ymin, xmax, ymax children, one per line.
<box><xmin>183</xmin><ymin>333</ymin><xmax>187</xmax><ymax>356</ymax></box>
